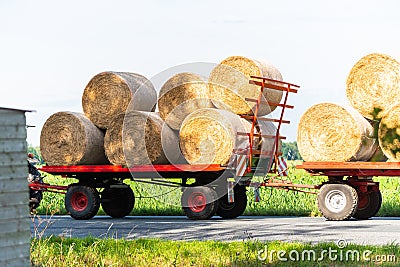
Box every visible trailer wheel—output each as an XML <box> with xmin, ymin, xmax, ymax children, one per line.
<box><xmin>65</xmin><ymin>185</ymin><xmax>100</xmax><ymax>220</ymax></box>
<box><xmin>317</xmin><ymin>184</ymin><xmax>358</xmax><ymax>221</ymax></box>
<box><xmin>181</xmin><ymin>186</ymin><xmax>218</xmax><ymax>220</ymax></box>
<box><xmin>101</xmin><ymin>187</ymin><xmax>135</xmax><ymax>218</ymax></box>
<box><xmin>353</xmin><ymin>191</ymin><xmax>382</xmax><ymax>220</ymax></box>
<box><xmin>216</xmin><ymin>185</ymin><xmax>247</xmax><ymax>219</ymax></box>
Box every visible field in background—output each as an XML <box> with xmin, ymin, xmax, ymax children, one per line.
<box><xmin>36</xmin><ymin>161</ymin><xmax>400</xmax><ymax>217</ymax></box>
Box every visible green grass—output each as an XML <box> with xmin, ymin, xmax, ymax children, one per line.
<box><xmin>36</xmin><ymin>162</ymin><xmax>400</xmax><ymax>217</ymax></box>
<box><xmin>30</xmin><ymin>237</ymin><xmax>400</xmax><ymax>266</ymax></box>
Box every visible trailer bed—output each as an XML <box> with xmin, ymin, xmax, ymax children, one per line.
<box><xmin>297</xmin><ymin>161</ymin><xmax>400</xmax><ymax>177</ymax></box>
<box><xmin>39</xmin><ymin>164</ymin><xmax>228</xmax><ymax>179</ymax></box>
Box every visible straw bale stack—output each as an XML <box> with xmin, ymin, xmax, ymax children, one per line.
<box><xmin>82</xmin><ymin>72</ymin><xmax>157</xmax><ymax>129</ymax></box>
<box><xmin>297</xmin><ymin>103</ymin><xmax>379</xmax><ymax>162</ymax></box>
<box><xmin>208</xmin><ymin>56</ymin><xmax>283</xmax><ymax>116</ymax></box>
<box><xmin>346</xmin><ymin>53</ymin><xmax>400</xmax><ymax>120</ymax></box>
<box><xmin>104</xmin><ymin>111</ymin><xmax>181</xmax><ymax>166</ymax></box>
<box><xmin>40</xmin><ymin>112</ymin><xmax>108</xmax><ymax>166</ymax></box>
<box><xmin>378</xmin><ymin>104</ymin><xmax>400</xmax><ymax>161</ymax></box>
<box><xmin>158</xmin><ymin>72</ymin><xmax>214</xmax><ymax>130</ymax></box>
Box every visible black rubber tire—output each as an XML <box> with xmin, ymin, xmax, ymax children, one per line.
<box><xmin>353</xmin><ymin>190</ymin><xmax>382</xmax><ymax>220</ymax></box>
<box><xmin>65</xmin><ymin>185</ymin><xmax>100</xmax><ymax>220</ymax></box>
<box><xmin>317</xmin><ymin>183</ymin><xmax>358</xmax><ymax>221</ymax></box>
<box><xmin>216</xmin><ymin>185</ymin><xmax>247</xmax><ymax>219</ymax></box>
<box><xmin>181</xmin><ymin>186</ymin><xmax>218</xmax><ymax>220</ymax></box>
<box><xmin>101</xmin><ymin>187</ymin><xmax>135</xmax><ymax>218</ymax></box>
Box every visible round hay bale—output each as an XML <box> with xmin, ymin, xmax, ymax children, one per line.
<box><xmin>208</xmin><ymin>56</ymin><xmax>283</xmax><ymax>116</ymax></box>
<box><xmin>104</xmin><ymin>111</ymin><xmax>180</xmax><ymax>166</ymax></box>
<box><xmin>346</xmin><ymin>53</ymin><xmax>400</xmax><ymax>120</ymax></box>
<box><xmin>40</xmin><ymin>112</ymin><xmax>108</xmax><ymax>166</ymax></box>
<box><xmin>179</xmin><ymin>108</ymin><xmax>253</xmax><ymax>165</ymax></box>
<box><xmin>378</xmin><ymin>104</ymin><xmax>400</xmax><ymax>161</ymax></box>
<box><xmin>297</xmin><ymin>103</ymin><xmax>378</xmax><ymax>162</ymax></box>
<box><xmin>158</xmin><ymin>72</ymin><xmax>214</xmax><ymax>130</ymax></box>
<box><xmin>82</xmin><ymin>72</ymin><xmax>157</xmax><ymax>129</ymax></box>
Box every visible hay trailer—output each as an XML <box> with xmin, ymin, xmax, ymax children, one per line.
<box><xmin>295</xmin><ymin>162</ymin><xmax>400</xmax><ymax>221</ymax></box>
<box><xmin>33</xmin><ymin>77</ymin><xmax>309</xmax><ymax>220</ymax></box>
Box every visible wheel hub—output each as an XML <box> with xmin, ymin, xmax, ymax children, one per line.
<box><xmin>325</xmin><ymin>190</ymin><xmax>346</xmax><ymax>212</ymax></box>
<box><xmin>188</xmin><ymin>192</ymin><xmax>206</xmax><ymax>213</ymax></box>
<box><xmin>71</xmin><ymin>192</ymin><xmax>88</xmax><ymax>211</ymax></box>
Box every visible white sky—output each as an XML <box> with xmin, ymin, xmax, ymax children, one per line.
<box><xmin>1</xmin><ymin>0</ymin><xmax>400</xmax><ymax>146</ymax></box>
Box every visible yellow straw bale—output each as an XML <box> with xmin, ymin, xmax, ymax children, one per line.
<box><xmin>208</xmin><ymin>56</ymin><xmax>283</xmax><ymax>115</ymax></box>
<box><xmin>346</xmin><ymin>53</ymin><xmax>400</xmax><ymax>120</ymax></box>
<box><xmin>158</xmin><ymin>72</ymin><xmax>214</xmax><ymax>130</ymax></box>
<box><xmin>104</xmin><ymin>111</ymin><xmax>180</xmax><ymax>166</ymax></box>
<box><xmin>297</xmin><ymin>103</ymin><xmax>379</xmax><ymax>162</ymax></box>
<box><xmin>178</xmin><ymin>108</ymin><xmax>278</xmax><ymax>165</ymax></box>
<box><xmin>179</xmin><ymin>108</ymin><xmax>249</xmax><ymax>165</ymax></box>
<box><xmin>40</xmin><ymin>112</ymin><xmax>108</xmax><ymax>166</ymax></box>
<box><xmin>82</xmin><ymin>72</ymin><xmax>157</xmax><ymax>129</ymax></box>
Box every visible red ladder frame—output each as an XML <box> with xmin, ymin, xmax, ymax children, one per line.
<box><xmin>236</xmin><ymin>76</ymin><xmax>299</xmax><ymax>175</ymax></box>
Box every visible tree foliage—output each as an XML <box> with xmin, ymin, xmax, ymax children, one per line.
<box><xmin>282</xmin><ymin>141</ymin><xmax>302</xmax><ymax>160</ymax></box>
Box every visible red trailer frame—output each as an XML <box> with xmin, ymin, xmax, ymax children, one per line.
<box><xmin>295</xmin><ymin>161</ymin><xmax>400</xmax><ymax>221</ymax></box>
<box><xmin>39</xmin><ymin>164</ymin><xmax>225</xmax><ymax>178</ymax></box>
<box><xmin>33</xmin><ymin>77</ymin><xmax>311</xmax><ymax>221</ymax></box>
<box><xmin>297</xmin><ymin>161</ymin><xmax>400</xmax><ymax>177</ymax></box>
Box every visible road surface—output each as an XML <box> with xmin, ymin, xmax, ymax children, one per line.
<box><xmin>30</xmin><ymin>215</ymin><xmax>400</xmax><ymax>245</ymax></box>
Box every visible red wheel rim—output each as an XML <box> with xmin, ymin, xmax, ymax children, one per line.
<box><xmin>71</xmin><ymin>192</ymin><xmax>88</xmax><ymax>211</ymax></box>
<box><xmin>358</xmin><ymin>193</ymin><xmax>369</xmax><ymax>209</ymax></box>
<box><xmin>188</xmin><ymin>192</ymin><xmax>206</xmax><ymax>213</ymax></box>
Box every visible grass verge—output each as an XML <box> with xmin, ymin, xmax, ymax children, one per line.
<box><xmin>31</xmin><ymin>237</ymin><xmax>400</xmax><ymax>267</ymax></box>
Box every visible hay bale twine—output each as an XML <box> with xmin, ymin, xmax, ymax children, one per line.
<box><xmin>378</xmin><ymin>104</ymin><xmax>400</xmax><ymax>161</ymax></box>
<box><xmin>158</xmin><ymin>72</ymin><xmax>214</xmax><ymax>130</ymax></box>
<box><xmin>179</xmin><ymin>108</ymin><xmax>250</xmax><ymax>165</ymax></box>
<box><xmin>40</xmin><ymin>112</ymin><xmax>108</xmax><ymax>166</ymax></box>
<box><xmin>104</xmin><ymin>111</ymin><xmax>180</xmax><ymax>166</ymax></box>
<box><xmin>82</xmin><ymin>72</ymin><xmax>157</xmax><ymax>129</ymax></box>
<box><xmin>208</xmin><ymin>56</ymin><xmax>283</xmax><ymax>116</ymax></box>
<box><xmin>297</xmin><ymin>103</ymin><xmax>378</xmax><ymax>162</ymax></box>
<box><xmin>346</xmin><ymin>53</ymin><xmax>400</xmax><ymax>120</ymax></box>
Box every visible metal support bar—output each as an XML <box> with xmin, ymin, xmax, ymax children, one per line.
<box><xmin>249</xmin><ymin>180</ymin><xmax>319</xmax><ymax>194</ymax></box>
<box><xmin>132</xmin><ymin>179</ymin><xmax>181</xmax><ymax>187</ymax></box>
<box><xmin>29</xmin><ymin>183</ymin><xmax>68</xmax><ymax>192</ymax></box>
<box><xmin>44</xmin><ymin>189</ymin><xmax>67</xmax><ymax>195</ymax></box>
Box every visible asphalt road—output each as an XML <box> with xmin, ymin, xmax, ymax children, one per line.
<box><xmin>30</xmin><ymin>215</ymin><xmax>400</xmax><ymax>245</ymax></box>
